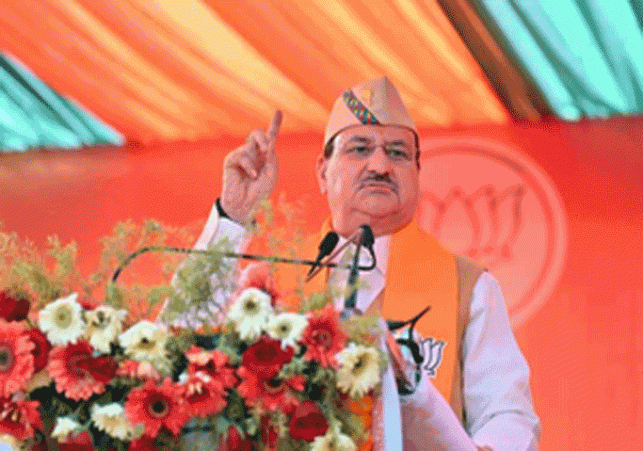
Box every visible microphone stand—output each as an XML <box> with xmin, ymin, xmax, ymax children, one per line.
<box><xmin>340</xmin><ymin>225</ymin><xmax>372</xmax><ymax>321</ymax></box>
<box><xmin>111</xmin><ymin>243</ymin><xmax>376</xmax><ymax>283</ymax></box>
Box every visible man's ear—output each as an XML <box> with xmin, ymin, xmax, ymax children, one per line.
<box><xmin>315</xmin><ymin>154</ymin><xmax>328</xmax><ymax>195</ymax></box>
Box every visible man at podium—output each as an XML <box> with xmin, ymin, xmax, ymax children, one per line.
<box><xmin>191</xmin><ymin>77</ymin><xmax>540</xmax><ymax>451</ymax></box>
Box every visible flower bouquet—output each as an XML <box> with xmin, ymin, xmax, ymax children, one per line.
<box><xmin>0</xmin><ymin>222</ymin><xmax>388</xmax><ymax>451</ymax></box>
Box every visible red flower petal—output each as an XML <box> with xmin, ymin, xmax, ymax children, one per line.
<box><xmin>184</xmin><ymin>374</ymin><xmax>228</xmax><ymax>417</ymax></box>
<box><xmin>0</xmin><ymin>291</ymin><xmax>30</xmax><ymax>322</ymax></box>
<box><xmin>23</xmin><ymin>328</ymin><xmax>51</xmax><ymax>373</ymax></box>
<box><xmin>0</xmin><ymin>398</ymin><xmax>42</xmax><ymax>440</ymax></box>
<box><xmin>124</xmin><ymin>378</ymin><xmax>189</xmax><ymax>438</ymax></box>
<box><xmin>128</xmin><ymin>436</ymin><xmax>157</xmax><ymax>451</ymax></box>
<box><xmin>0</xmin><ymin>320</ymin><xmax>34</xmax><ymax>398</ymax></box>
<box><xmin>48</xmin><ymin>341</ymin><xmax>112</xmax><ymax>401</ymax></box>
<box><xmin>58</xmin><ymin>430</ymin><xmax>95</xmax><ymax>451</ymax></box>
<box><xmin>302</xmin><ymin>304</ymin><xmax>347</xmax><ymax>369</ymax></box>
<box><xmin>289</xmin><ymin>400</ymin><xmax>329</xmax><ymax>442</ymax></box>
<box><xmin>219</xmin><ymin>426</ymin><xmax>254</xmax><ymax>451</ymax></box>
<box><xmin>241</xmin><ymin>336</ymin><xmax>293</xmax><ymax>381</ymax></box>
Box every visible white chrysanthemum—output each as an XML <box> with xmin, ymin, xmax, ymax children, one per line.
<box><xmin>266</xmin><ymin>312</ymin><xmax>308</xmax><ymax>349</ymax></box>
<box><xmin>336</xmin><ymin>343</ymin><xmax>382</xmax><ymax>399</ymax></box>
<box><xmin>91</xmin><ymin>403</ymin><xmax>133</xmax><ymax>440</ymax></box>
<box><xmin>226</xmin><ymin>288</ymin><xmax>273</xmax><ymax>341</ymax></box>
<box><xmin>51</xmin><ymin>416</ymin><xmax>81</xmax><ymax>442</ymax></box>
<box><xmin>0</xmin><ymin>433</ymin><xmax>20</xmax><ymax>449</ymax></box>
<box><xmin>85</xmin><ymin>306</ymin><xmax>127</xmax><ymax>354</ymax></box>
<box><xmin>310</xmin><ymin>431</ymin><xmax>357</xmax><ymax>451</ymax></box>
<box><xmin>118</xmin><ymin>320</ymin><xmax>169</xmax><ymax>362</ymax></box>
<box><xmin>39</xmin><ymin>293</ymin><xmax>85</xmax><ymax>345</ymax></box>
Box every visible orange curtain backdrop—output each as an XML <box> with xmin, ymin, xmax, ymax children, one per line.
<box><xmin>1</xmin><ymin>117</ymin><xmax>641</xmax><ymax>450</ymax></box>
<box><xmin>0</xmin><ymin>0</ymin><xmax>509</xmax><ymax>144</ymax></box>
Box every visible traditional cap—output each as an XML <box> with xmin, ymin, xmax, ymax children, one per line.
<box><xmin>324</xmin><ymin>76</ymin><xmax>417</xmax><ymax>147</ymax></box>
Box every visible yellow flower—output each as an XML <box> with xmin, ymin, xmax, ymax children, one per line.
<box><xmin>118</xmin><ymin>321</ymin><xmax>169</xmax><ymax>362</ymax></box>
<box><xmin>84</xmin><ymin>306</ymin><xmax>127</xmax><ymax>354</ymax></box>
<box><xmin>266</xmin><ymin>312</ymin><xmax>308</xmax><ymax>350</ymax></box>
<box><xmin>39</xmin><ymin>293</ymin><xmax>85</xmax><ymax>345</ymax></box>
<box><xmin>91</xmin><ymin>403</ymin><xmax>133</xmax><ymax>440</ymax></box>
<box><xmin>336</xmin><ymin>343</ymin><xmax>381</xmax><ymax>399</ymax></box>
<box><xmin>310</xmin><ymin>431</ymin><xmax>357</xmax><ymax>451</ymax></box>
<box><xmin>226</xmin><ymin>288</ymin><xmax>273</xmax><ymax>341</ymax></box>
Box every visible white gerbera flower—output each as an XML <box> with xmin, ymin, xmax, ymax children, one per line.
<box><xmin>336</xmin><ymin>343</ymin><xmax>382</xmax><ymax>399</ymax></box>
<box><xmin>39</xmin><ymin>293</ymin><xmax>85</xmax><ymax>345</ymax></box>
<box><xmin>118</xmin><ymin>320</ymin><xmax>169</xmax><ymax>362</ymax></box>
<box><xmin>310</xmin><ymin>431</ymin><xmax>357</xmax><ymax>451</ymax></box>
<box><xmin>267</xmin><ymin>312</ymin><xmax>308</xmax><ymax>350</ymax></box>
<box><xmin>91</xmin><ymin>403</ymin><xmax>133</xmax><ymax>440</ymax></box>
<box><xmin>85</xmin><ymin>306</ymin><xmax>128</xmax><ymax>354</ymax></box>
<box><xmin>51</xmin><ymin>416</ymin><xmax>81</xmax><ymax>442</ymax></box>
<box><xmin>226</xmin><ymin>288</ymin><xmax>273</xmax><ymax>341</ymax></box>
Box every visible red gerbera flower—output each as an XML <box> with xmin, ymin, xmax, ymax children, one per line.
<box><xmin>236</xmin><ymin>263</ymin><xmax>283</xmax><ymax>306</ymax></box>
<box><xmin>48</xmin><ymin>340</ymin><xmax>117</xmax><ymax>401</ymax></box>
<box><xmin>301</xmin><ymin>303</ymin><xmax>347</xmax><ymax>369</ymax></box>
<box><xmin>237</xmin><ymin>367</ymin><xmax>305</xmax><ymax>411</ymax></box>
<box><xmin>0</xmin><ymin>291</ymin><xmax>30</xmax><ymax>323</ymax></box>
<box><xmin>186</xmin><ymin>346</ymin><xmax>237</xmax><ymax>387</ymax></box>
<box><xmin>183</xmin><ymin>373</ymin><xmax>228</xmax><ymax>417</ymax></box>
<box><xmin>0</xmin><ymin>320</ymin><xmax>34</xmax><ymax>397</ymax></box>
<box><xmin>124</xmin><ymin>378</ymin><xmax>189</xmax><ymax>438</ymax></box>
<box><xmin>23</xmin><ymin>328</ymin><xmax>51</xmax><ymax>373</ymax></box>
<box><xmin>289</xmin><ymin>400</ymin><xmax>329</xmax><ymax>442</ymax></box>
<box><xmin>0</xmin><ymin>398</ymin><xmax>42</xmax><ymax>440</ymax></box>
<box><xmin>241</xmin><ymin>336</ymin><xmax>293</xmax><ymax>381</ymax></box>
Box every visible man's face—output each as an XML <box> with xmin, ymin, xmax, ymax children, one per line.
<box><xmin>315</xmin><ymin>124</ymin><xmax>419</xmax><ymax>237</ymax></box>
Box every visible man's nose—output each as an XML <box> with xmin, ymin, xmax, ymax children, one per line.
<box><xmin>366</xmin><ymin>146</ymin><xmax>392</xmax><ymax>173</ymax></box>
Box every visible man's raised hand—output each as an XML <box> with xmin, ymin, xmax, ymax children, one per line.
<box><xmin>221</xmin><ymin>111</ymin><xmax>283</xmax><ymax>224</ymax></box>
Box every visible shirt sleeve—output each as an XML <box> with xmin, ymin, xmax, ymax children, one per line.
<box><xmin>463</xmin><ymin>272</ymin><xmax>541</xmax><ymax>451</ymax></box>
<box><xmin>194</xmin><ymin>200</ymin><xmax>247</xmax><ymax>251</ymax></box>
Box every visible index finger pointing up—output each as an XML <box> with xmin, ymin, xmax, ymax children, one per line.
<box><xmin>266</xmin><ymin>110</ymin><xmax>283</xmax><ymax>142</ymax></box>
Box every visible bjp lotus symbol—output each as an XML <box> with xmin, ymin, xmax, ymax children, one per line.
<box><xmin>417</xmin><ymin>137</ymin><xmax>568</xmax><ymax>327</ymax></box>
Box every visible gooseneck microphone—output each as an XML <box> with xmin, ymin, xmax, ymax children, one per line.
<box><xmin>306</xmin><ymin>232</ymin><xmax>339</xmax><ymax>279</ymax></box>
<box><xmin>111</xmin><ymin>229</ymin><xmax>374</xmax><ymax>283</ymax></box>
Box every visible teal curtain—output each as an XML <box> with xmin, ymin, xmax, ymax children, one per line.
<box><xmin>0</xmin><ymin>52</ymin><xmax>123</xmax><ymax>153</ymax></box>
<box><xmin>475</xmin><ymin>0</ymin><xmax>643</xmax><ymax>120</ymax></box>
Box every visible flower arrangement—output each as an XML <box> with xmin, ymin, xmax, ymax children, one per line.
<box><xmin>0</xmin><ymin>221</ymin><xmax>387</xmax><ymax>451</ymax></box>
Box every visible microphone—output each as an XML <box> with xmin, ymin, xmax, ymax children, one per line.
<box><xmin>341</xmin><ymin>225</ymin><xmax>374</xmax><ymax>319</ymax></box>
<box><xmin>306</xmin><ymin>232</ymin><xmax>339</xmax><ymax>280</ymax></box>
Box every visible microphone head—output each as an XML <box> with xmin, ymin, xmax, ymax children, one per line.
<box><xmin>360</xmin><ymin>225</ymin><xmax>375</xmax><ymax>248</ymax></box>
<box><xmin>319</xmin><ymin>232</ymin><xmax>339</xmax><ymax>257</ymax></box>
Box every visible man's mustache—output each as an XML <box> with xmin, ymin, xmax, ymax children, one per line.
<box><xmin>360</xmin><ymin>174</ymin><xmax>398</xmax><ymax>191</ymax></box>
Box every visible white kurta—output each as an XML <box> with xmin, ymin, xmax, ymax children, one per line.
<box><xmin>184</xmin><ymin>204</ymin><xmax>541</xmax><ymax>451</ymax></box>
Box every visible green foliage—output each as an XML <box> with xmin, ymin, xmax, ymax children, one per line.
<box><xmin>341</xmin><ymin>314</ymin><xmax>382</xmax><ymax>345</ymax></box>
<box><xmin>159</xmin><ymin>237</ymin><xmax>232</xmax><ymax>324</ymax></box>
<box><xmin>299</xmin><ymin>292</ymin><xmax>331</xmax><ymax>314</ymax></box>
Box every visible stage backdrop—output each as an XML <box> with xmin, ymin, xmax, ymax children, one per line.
<box><xmin>1</xmin><ymin>116</ymin><xmax>641</xmax><ymax>450</ymax></box>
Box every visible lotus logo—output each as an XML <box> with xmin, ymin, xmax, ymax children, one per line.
<box><xmin>418</xmin><ymin>137</ymin><xmax>568</xmax><ymax>327</ymax></box>
<box><xmin>422</xmin><ymin>184</ymin><xmax>527</xmax><ymax>267</ymax></box>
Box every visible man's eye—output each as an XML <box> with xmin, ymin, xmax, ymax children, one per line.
<box><xmin>348</xmin><ymin>146</ymin><xmax>370</xmax><ymax>154</ymax></box>
<box><xmin>386</xmin><ymin>148</ymin><xmax>411</xmax><ymax>160</ymax></box>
